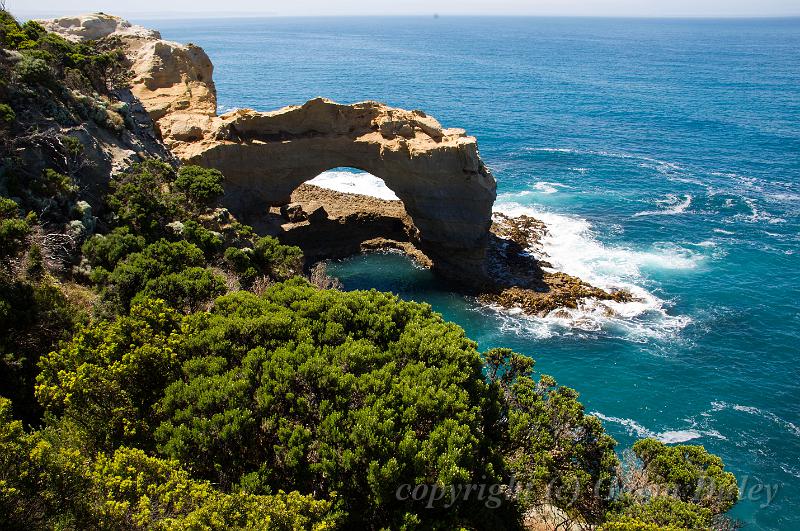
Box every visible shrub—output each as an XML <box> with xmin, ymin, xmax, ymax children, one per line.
<box><xmin>107</xmin><ymin>160</ymin><xmax>180</xmax><ymax>236</ymax></box>
<box><xmin>40</xmin><ymin>283</ymin><xmax>512</xmax><ymax>527</ymax></box>
<box><xmin>134</xmin><ymin>266</ymin><xmax>226</xmax><ymax>313</ymax></box>
<box><xmin>99</xmin><ymin>239</ymin><xmax>207</xmax><ymax>310</ymax></box>
<box><xmin>484</xmin><ymin>347</ymin><xmax>619</xmax><ymax>521</ymax></box>
<box><xmin>0</xmin><ymin>11</ymin><xmax>38</xmax><ymax>49</ymax></box>
<box><xmin>631</xmin><ymin>438</ymin><xmax>738</xmax><ymax>513</ymax></box>
<box><xmin>174</xmin><ymin>165</ymin><xmax>225</xmax><ymax>206</ymax></box>
<box><xmin>0</xmin><ymin>397</ymin><xmax>338</xmax><ymax>530</ymax></box>
<box><xmin>180</xmin><ymin>220</ymin><xmax>222</xmax><ymax>256</ymax></box>
<box><xmin>604</xmin><ymin>496</ymin><xmax>713</xmax><ymax>529</ymax></box>
<box><xmin>253</xmin><ymin>235</ymin><xmax>303</xmax><ymax>280</ymax></box>
<box><xmin>0</xmin><ymin>104</ymin><xmax>14</xmax><ymax>125</ymax></box>
<box><xmin>0</xmin><ymin>198</ymin><xmax>29</xmax><ymax>261</ymax></box>
<box><xmin>82</xmin><ymin>227</ymin><xmax>146</xmax><ymax>271</ymax></box>
<box><xmin>14</xmin><ymin>54</ymin><xmax>51</xmax><ymax>85</ymax></box>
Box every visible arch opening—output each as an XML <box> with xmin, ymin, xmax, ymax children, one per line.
<box><xmin>255</xmin><ymin>167</ymin><xmax>430</xmax><ymax>267</ymax></box>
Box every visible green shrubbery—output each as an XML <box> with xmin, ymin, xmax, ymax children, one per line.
<box><xmin>0</xmin><ymin>397</ymin><xmax>338</xmax><ymax>530</ymax></box>
<box><xmin>0</xmin><ymin>12</ymin><xmax>126</xmax><ymax>93</ymax></box>
<box><xmin>0</xmin><ymin>103</ymin><xmax>14</xmax><ymax>125</ymax></box>
<box><xmin>14</xmin><ymin>55</ymin><xmax>51</xmax><ymax>85</ymax></box>
<box><xmin>0</xmin><ymin>197</ymin><xmax>81</xmax><ymax>424</ymax></box>
<box><xmin>32</xmin><ymin>284</ymin><xmax>595</xmax><ymax>527</ymax></box>
<box><xmin>174</xmin><ymin>165</ymin><xmax>225</xmax><ymax>205</ymax></box>
<box><xmin>82</xmin><ymin>159</ymin><xmax>303</xmax><ymax>311</ymax></box>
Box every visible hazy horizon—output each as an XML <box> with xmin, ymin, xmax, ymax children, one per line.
<box><xmin>10</xmin><ymin>0</ymin><xmax>800</xmax><ymax>21</ymax></box>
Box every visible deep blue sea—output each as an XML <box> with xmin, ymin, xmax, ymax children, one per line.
<box><xmin>151</xmin><ymin>17</ymin><xmax>800</xmax><ymax>529</ymax></box>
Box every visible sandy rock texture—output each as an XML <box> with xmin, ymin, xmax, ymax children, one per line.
<box><xmin>38</xmin><ymin>13</ymin><xmax>218</xmax><ymax>149</ymax></box>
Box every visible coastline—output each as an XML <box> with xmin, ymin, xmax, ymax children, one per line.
<box><xmin>282</xmin><ymin>177</ymin><xmax>633</xmax><ymax>318</ymax></box>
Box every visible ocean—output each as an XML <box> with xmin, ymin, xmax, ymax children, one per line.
<box><xmin>151</xmin><ymin>16</ymin><xmax>800</xmax><ymax>528</ymax></box>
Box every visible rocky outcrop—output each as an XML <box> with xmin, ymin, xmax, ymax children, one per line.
<box><xmin>40</xmin><ymin>14</ymin><xmax>497</xmax><ymax>286</ymax></box>
<box><xmin>37</xmin><ymin>13</ymin><xmax>160</xmax><ymax>41</ymax></box>
<box><xmin>36</xmin><ymin>14</ymin><xmax>634</xmax><ymax>313</ymax></box>
<box><xmin>275</xmin><ymin>183</ymin><xmax>431</xmax><ymax>267</ymax></box>
<box><xmin>38</xmin><ymin>14</ymin><xmax>218</xmax><ymax>150</ymax></box>
<box><xmin>483</xmin><ymin>213</ymin><xmax>632</xmax><ymax>315</ymax></box>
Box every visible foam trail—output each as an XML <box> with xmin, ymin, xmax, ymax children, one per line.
<box><xmin>634</xmin><ymin>194</ymin><xmax>692</xmax><ymax>217</ymax></box>
<box><xmin>532</xmin><ymin>181</ymin><xmax>569</xmax><ymax>194</ymax></box>
<box><xmin>711</xmin><ymin>402</ymin><xmax>800</xmax><ymax>438</ymax></box>
<box><xmin>306</xmin><ymin>170</ymin><xmax>399</xmax><ymax>200</ymax></box>
<box><xmin>591</xmin><ymin>412</ymin><xmax>702</xmax><ymax>443</ymax></box>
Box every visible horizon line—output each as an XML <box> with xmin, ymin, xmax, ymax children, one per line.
<box><xmin>13</xmin><ymin>11</ymin><xmax>800</xmax><ymax>22</ymax></box>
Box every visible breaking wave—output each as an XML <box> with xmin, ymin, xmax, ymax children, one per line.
<box><xmin>590</xmin><ymin>412</ymin><xmax>725</xmax><ymax>444</ymax></box>
<box><xmin>491</xmin><ymin>197</ymin><xmax>698</xmax><ymax>340</ymax></box>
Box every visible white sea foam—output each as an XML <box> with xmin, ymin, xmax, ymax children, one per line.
<box><xmin>711</xmin><ymin>401</ymin><xmax>800</xmax><ymax>438</ymax></box>
<box><xmin>657</xmin><ymin>430</ymin><xmax>704</xmax><ymax>444</ymax></box>
<box><xmin>492</xmin><ymin>198</ymin><xmax>698</xmax><ymax>339</ymax></box>
<box><xmin>591</xmin><ymin>412</ymin><xmax>704</xmax><ymax>443</ymax></box>
<box><xmin>738</xmin><ymin>198</ymin><xmax>787</xmax><ymax>224</ymax></box>
<box><xmin>634</xmin><ymin>194</ymin><xmax>693</xmax><ymax>217</ymax></box>
<box><xmin>306</xmin><ymin>169</ymin><xmax>400</xmax><ymax>200</ymax></box>
<box><xmin>532</xmin><ymin>181</ymin><xmax>569</xmax><ymax>194</ymax></box>
<box><xmin>524</xmin><ymin>147</ymin><xmax>576</xmax><ymax>154</ymax></box>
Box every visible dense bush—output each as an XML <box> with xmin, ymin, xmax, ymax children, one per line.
<box><xmin>106</xmin><ymin>160</ymin><xmax>183</xmax><ymax>237</ymax></box>
<box><xmin>0</xmin><ymin>199</ymin><xmax>80</xmax><ymax>423</ymax></box>
<box><xmin>0</xmin><ymin>103</ymin><xmax>14</xmax><ymax>125</ymax></box>
<box><xmin>35</xmin><ymin>281</ymin><xmax>708</xmax><ymax>529</ymax></box>
<box><xmin>0</xmin><ymin>198</ymin><xmax>29</xmax><ymax>261</ymax></box>
<box><xmin>88</xmin><ymin>158</ymin><xmax>303</xmax><ymax>301</ymax></box>
<box><xmin>81</xmin><ymin>226</ymin><xmax>146</xmax><ymax>271</ymax></box>
<box><xmin>97</xmin><ymin>239</ymin><xmax>211</xmax><ymax>310</ymax></box>
<box><xmin>631</xmin><ymin>438</ymin><xmax>739</xmax><ymax>513</ymax></box>
<box><xmin>0</xmin><ymin>397</ymin><xmax>338</xmax><ymax>530</ymax></box>
<box><xmin>37</xmin><ymin>285</ymin><xmax>506</xmax><ymax>527</ymax></box>
<box><xmin>174</xmin><ymin>165</ymin><xmax>225</xmax><ymax>205</ymax></box>
<box><xmin>0</xmin><ymin>12</ymin><xmax>126</xmax><ymax>93</ymax></box>
<box><xmin>485</xmin><ymin>348</ymin><xmax>618</xmax><ymax>521</ymax></box>
<box><xmin>14</xmin><ymin>55</ymin><xmax>51</xmax><ymax>85</ymax></box>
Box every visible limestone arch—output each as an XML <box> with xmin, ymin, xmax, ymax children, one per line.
<box><xmin>185</xmin><ymin>99</ymin><xmax>496</xmax><ymax>284</ymax></box>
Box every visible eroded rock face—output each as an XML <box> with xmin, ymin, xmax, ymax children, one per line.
<box><xmin>40</xmin><ymin>14</ymin><xmax>497</xmax><ymax>285</ymax></box>
<box><xmin>183</xmin><ymin>99</ymin><xmax>496</xmax><ymax>284</ymax></box>
<box><xmin>37</xmin><ymin>13</ymin><xmax>161</xmax><ymax>41</ymax></box>
<box><xmin>38</xmin><ymin>14</ymin><xmax>218</xmax><ymax>147</ymax></box>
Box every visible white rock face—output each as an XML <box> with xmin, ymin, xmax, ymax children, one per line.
<box><xmin>36</xmin><ymin>13</ymin><xmax>161</xmax><ymax>42</ymax></box>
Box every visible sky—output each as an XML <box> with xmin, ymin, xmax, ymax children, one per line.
<box><xmin>11</xmin><ymin>0</ymin><xmax>800</xmax><ymax>20</ymax></box>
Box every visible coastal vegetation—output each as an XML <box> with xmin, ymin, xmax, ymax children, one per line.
<box><xmin>0</xmin><ymin>11</ymin><xmax>740</xmax><ymax>530</ymax></box>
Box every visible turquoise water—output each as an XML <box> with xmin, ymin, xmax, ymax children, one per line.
<box><xmin>153</xmin><ymin>17</ymin><xmax>800</xmax><ymax>528</ymax></box>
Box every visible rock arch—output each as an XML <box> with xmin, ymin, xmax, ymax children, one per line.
<box><xmin>181</xmin><ymin>99</ymin><xmax>497</xmax><ymax>285</ymax></box>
